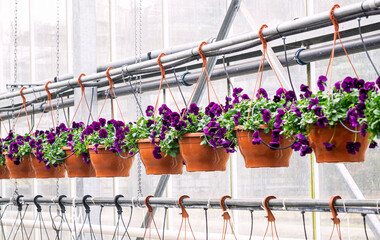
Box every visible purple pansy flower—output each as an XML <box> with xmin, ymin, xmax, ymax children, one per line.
<box><xmin>317</xmin><ymin>75</ymin><xmax>327</xmax><ymax>91</ymax></box>
<box><xmin>145</xmin><ymin>105</ymin><xmax>154</xmax><ymax>117</ymax></box>
<box><xmin>99</xmin><ymin>129</ymin><xmax>108</xmax><ymax>138</ymax></box>
<box><xmin>260</xmin><ymin>109</ymin><xmax>271</xmax><ymax>123</ymax></box>
<box><xmin>346</xmin><ymin>141</ymin><xmax>361</xmax><ymax>155</ymax></box>
<box><xmin>251</xmin><ymin>130</ymin><xmax>261</xmax><ymax>145</ymax></box>
<box><xmin>316</xmin><ymin>116</ymin><xmax>328</xmax><ymax>128</ymax></box>
<box><xmin>322</xmin><ymin>142</ymin><xmax>335</xmax><ymax>151</ymax></box>
<box><xmin>369</xmin><ymin>141</ymin><xmax>378</xmax><ymax>149</ymax></box>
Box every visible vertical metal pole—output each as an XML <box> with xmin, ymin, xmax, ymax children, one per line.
<box><xmin>137</xmin><ymin>0</ymin><xmax>242</xmax><ymax>237</ymax></box>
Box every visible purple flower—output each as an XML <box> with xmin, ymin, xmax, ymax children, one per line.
<box><xmin>322</xmin><ymin>142</ymin><xmax>335</xmax><ymax>151</ymax></box>
<box><xmin>269</xmin><ymin>142</ymin><xmax>280</xmax><ymax>148</ymax></box>
<box><xmin>46</xmin><ymin>133</ymin><xmax>56</xmax><ymax>144</ymax></box>
<box><xmin>300</xmin><ymin>84</ymin><xmax>312</xmax><ymax>98</ymax></box>
<box><xmin>146</xmin><ymin>119</ymin><xmax>154</xmax><ymax>128</ymax></box>
<box><xmin>92</xmin><ymin>121</ymin><xmax>101</xmax><ymax>131</ymax></box>
<box><xmin>260</xmin><ymin>109</ymin><xmax>271</xmax><ymax>123</ymax></box>
<box><xmin>232</xmin><ymin>88</ymin><xmax>243</xmax><ymax>98</ymax></box>
<box><xmin>316</xmin><ymin>117</ymin><xmax>328</xmax><ymax>128</ymax></box>
<box><xmin>359</xmin><ymin>89</ymin><xmax>368</xmax><ymax>103</ymax></box>
<box><xmin>232</xmin><ymin>111</ymin><xmax>241</xmax><ymax>126</ymax></box>
<box><xmin>145</xmin><ymin>105</ymin><xmax>154</xmax><ymax>117</ymax></box>
<box><xmin>308</xmin><ymin>98</ymin><xmax>319</xmax><ymax>111</ymax></box>
<box><xmin>291</xmin><ymin>105</ymin><xmax>302</xmax><ymax>118</ymax></box>
<box><xmin>313</xmin><ymin>106</ymin><xmax>324</xmax><ymax>117</ymax></box>
<box><xmin>16</xmin><ymin>135</ymin><xmax>24</xmax><ymax>142</ymax></box>
<box><xmin>342</xmin><ymin>77</ymin><xmax>354</xmax><ymax>93</ymax></box>
<box><xmin>300</xmin><ymin>146</ymin><xmax>313</xmax><ymax>156</ymax></box>
<box><xmin>256</xmin><ymin>88</ymin><xmax>268</xmax><ymax>99</ymax></box>
<box><xmin>99</xmin><ymin>129</ymin><xmax>108</xmax><ymax>138</ymax></box>
<box><xmin>317</xmin><ymin>75</ymin><xmax>327</xmax><ymax>91</ymax></box>
<box><xmin>360</xmin><ymin>123</ymin><xmax>367</xmax><ymax>137</ymax></box>
<box><xmin>175</xmin><ymin>121</ymin><xmax>187</xmax><ymax>131</ymax></box>
<box><xmin>376</xmin><ymin>76</ymin><xmax>380</xmax><ymax>89</ymax></box>
<box><xmin>346</xmin><ymin>141</ymin><xmax>361</xmax><ymax>155</ymax></box>
<box><xmin>241</xmin><ymin>94</ymin><xmax>250</xmax><ymax>100</ymax></box>
<box><xmin>29</xmin><ymin>139</ymin><xmax>36</xmax><ymax>149</ymax></box>
<box><xmin>152</xmin><ymin>146</ymin><xmax>162</xmax><ymax>159</ymax></box>
<box><xmin>364</xmin><ymin>82</ymin><xmax>376</xmax><ymax>91</ymax></box>
<box><xmin>159</xmin><ymin>104</ymin><xmax>171</xmax><ymax>115</ymax></box>
<box><xmin>369</xmin><ymin>141</ymin><xmax>378</xmax><ymax>149</ymax></box>
<box><xmin>277</xmin><ymin>108</ymin><xmax>285</xmax><ymax>116</ymax></box>
<box><xmin>92</xmin><ymin>143</ymin><xmax>99</xmax><ymax>154</ymax></box>
<box><xmin>354</xmin><ymin>78</ymin><xmax>365</xmax><ymax>89</ymax></box>
<box><xmin>334</xmin><ymin>81</ymin><xmax>341</xmax><ymax>91</ymax></box>
<box><xmin>346</xmin><ymin>109</ymin><xmax>359</xmax><ymax>128</ymax></box>
<box><xmin>251</xmin><ymin>130</ymin><xmax>261</xmax><ymax>145</ymax></box>
<box><xmin>285</xmin><ymin>91</ymin><xmax>296</xmax><ymax>103</ymax></box>
<box><xmin>188</xmin><ymin>103</ymin><xmax>199</xmax><ymax>115</ymax></box>
<box><xmin>99</xmin><ymin>118</ymin><xmax>106</xmax><ymax>127</ymax></box>
<box><xmin>67</xmin><ymin>134</ymin><xmax>74</xmax><ymax>142</ymax></box>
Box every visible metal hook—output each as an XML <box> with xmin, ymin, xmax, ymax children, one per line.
<box><xmin>329</xmin><ymin>195</ymin><xmax>342</xmax><ymax>224</ymax></box>
<box><xmin>44</xmin><ymin>81</ymin><xmax>52</xmax><ymax>99</ymax></box>
<box><xmin>178</xmin><ymin>195</ymin><xmax>190</xmax><ymax>218</ymax></box>
<box><xmin>19</xmin><ymin>87</ymin><xmax>27</xmax><ymax>105</ymax></box>
<box><xmin>220</xmin><ymin>195</ymin><xmax>231</xmax><ymax>220</ymax></box>
<box><xmin>16</xmin><ymin>195</ymin><xmax>24</xmax><ymax>212</ymax></box>
<box><xmin>105</xmin><ymin>67</ymin><xmax>114</xmax><ymax>89</ymax></box>
<box><xmin>58</xmin><ymin>195</ymin><xmax>67</xmax><ymax>214</ymax></box>
<box><xmin>77</xmin><ymin>73</ymin><xmax>86</xmax><ymax>93</ymax></box>
<box><xmin>145</xmin><ymin>195</ymin><xmax>154</xmax><ymax>213</ymax></box>
<box><xmin>114</xmin><ymin>194</ymin><xmax>124</xmax><ymax>215</ymax></box>
<box><xmin>263</xmin><ymin>195</ymin><xmax>276</xmax><ymax>222</ymax></box>
<box><xmin>33</xmin><ymin>195</ymin><xmax>42</xmax><ymax>212</ymax></box>
<box><xmin>82</xmin><ymin>195</ymin><xmax>92</xmax><ymax>214</ymax></box>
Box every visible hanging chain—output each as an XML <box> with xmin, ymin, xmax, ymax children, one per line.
<box><xmin>56</xmin><ymin>178</ymin><xmax>59</xmax><ymax>197</ymax></box>
<box><xmin>134</xmin><ymin>0</ymin><xmax>143</xmax><ymax>198</ymax></box>
<box><xmin>55</xmin><ymin>0</ymin><xmax>60</xmax><ymax>125</ymax></box>
<box><xmin>11</xmin><ymin>0</ymin><xmax>18</xmax><ymax>130</ymax></box>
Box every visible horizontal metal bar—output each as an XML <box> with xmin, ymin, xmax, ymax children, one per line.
<box><xmin>2</xmin><ymin>197</ymin><xmax>380</xmax><ymax>215</ymax></box>
<box><xmin>1</xmin><ymin>33</ymin><xmax>379</xmax><ymax>120</ymax></box>
<box><xmin>0</xmin><ymin>0</ymin><xmax>378</xmax><ymax>101</ymax></box>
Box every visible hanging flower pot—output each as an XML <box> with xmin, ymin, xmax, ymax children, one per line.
<box><xmin>87</xmin><ymin>145</ymin><xmax>134</xmax><ymax>177</ymax></box>
<box><xmin>31</xmin><ymin>155</ymin><xmax>66</xmax><ymax>178</ymax></box>
<box><xmin>178</xmin><ymin>133</ymin><xmax>230</xmax><ymax>172</ymax></box>
<box><xmin>5</xmin><ymin>155</ymin><xmax>36</xmax><ymax>178</ymax></box>
<box><xmin>235</xmin><ymin>126</ymin><xmax>293</xmax><ymax>168</ymax></box>
<box><xmin>138</xmin><ymin>139</ymin><xmax>184</xmax><ymax>175</ymax></box>
<box><xmin>63</xmin><ymin>147</ymin><xmax>96</xmax><ymax>178</ymax></box>
<box><xmin>308</xmin><ymin>124</ymin><xmax>369</xmax><ymax>163</ymax></box>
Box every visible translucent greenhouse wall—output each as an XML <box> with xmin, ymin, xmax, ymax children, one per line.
<box><xmin>0</xmin><ymin>0</ymin><xmax>379</xmax><ymax>239</ymax></box>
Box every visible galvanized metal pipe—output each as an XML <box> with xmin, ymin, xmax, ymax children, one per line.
<box><xmin>0</xmin><ymin>0</ymin><xmax>378</xmax><ymax>101</ymax></box>
<box><xmin>2</xmin><ymin>197</ymin><xmax>380</xmax><ymax>215</ymax></box>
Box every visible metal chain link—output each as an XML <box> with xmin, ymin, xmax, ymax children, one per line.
<box><xmin>135</xmin><ymin>0</ymin><xmax>143</xmax><ymax>198</ymax></box>
<box><xmin>56</xmin><ymin>178</ymin><xmax>59</xmax><ymax>197</ymax></box>
<box><xmin>11</xmin><ymin>0</ymin><xmax>18</xmax><ymax>130</ymax></box>
<box><xmin>56</xmin><ymin>0</ymin><xmax>60</xmax><ymax>125</ymax></box>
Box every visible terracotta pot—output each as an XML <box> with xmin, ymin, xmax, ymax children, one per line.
<box><xmin>88</xmin><ymin>145</ymin><xmax>134</xmax><ymax>177</ymax></box>
<box><xmin>63</xmin><ymin>147</ymin><xmax>96</xmax><ymax>178</ymax></box>
<box><xmin>178</xmin><ymin>133</ymin><xmax>230</xmax><ymax>172</ymax></box>
<box><xmin>138</xmin><ymin>139</ymin><xmax>184</xmax><ymax>175</ymax></box>
<box><xmin>0</xmin><ymin>164</ymin><xmax>10</xmax><ymax>179</ymax></box>
<box><xmin>308</xmin><ymin>124</ymin><xmax>369</xmax><ymax>163</ymax></box>
<box><xmin>235</xmin><ymin>126</ymin><xmax>293</xmax><ymax>168</ymax></box>
<box><xmin>5</xmin><ymin>155</ymin><xmax>36</xmax><ymax>178</ymax></box>
<box><xmin>32</xmin><ymin>156</ymin><xmax>66</xmax><ymax>178</ymax></box>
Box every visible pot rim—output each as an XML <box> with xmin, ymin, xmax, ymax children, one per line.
<box><xmin>181</xmin><ymin>132</ymin><xmax>205</xmax><ymax>138</ymax></box>
<box><xmin>86</xmin><ymin>145</ymin><xmax>106</xmax><ymax>150</ymax></box>
<box><xmin>234</xmin><ymin>125</ymin><xmax>269</xmax><ymax>131</ymax></box>
<box><xmin>138</xmin><ymin>138</ymin><xmax>159</xmax><ymax>143</ymax></box>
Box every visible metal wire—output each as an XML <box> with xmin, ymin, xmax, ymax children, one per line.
<box><xmin>362</xmin><ymin>213</ymin><xmax>369</xmax><ymax>240</ymax></box>
<box><xmin>301</xmin><ymin>211</ymin><xmax>307</xmax><ymax>240</ymax></box>
<box><xmin>358</xmin><ymin>17</ymin><xmax>379</xmax><ymax>77</ymax></box>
